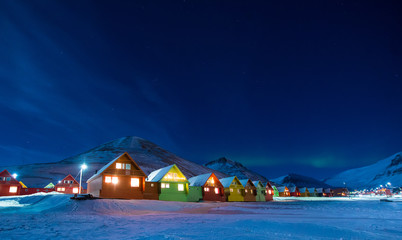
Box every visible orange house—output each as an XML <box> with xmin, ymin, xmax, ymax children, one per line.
<box><xmin>55</xmin><ymin>174</ymin><xmax>81</xmax><ymax>194</ymax></box>
<box><xmin>0</xmin><ymin>169</ymin><xmax>21</xmax><ymax>196</ymax></box>
<box><xmin>87</xmin><ymin>152</ymin><xmax>147</xmax><ymax>199</ymax></box>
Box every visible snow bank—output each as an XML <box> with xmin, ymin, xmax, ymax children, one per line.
<box><xmin>0</xmin><ymin>200</ymin><xmax>28</xmax><ymax>207</ymax></box>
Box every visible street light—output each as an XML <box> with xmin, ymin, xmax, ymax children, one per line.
<box><xmin>12</xmin><ymin>173</ymin><xmax>18</xmax><ymax>179</ymax></box>
<box><xmin>79</xmin><ymin>163</ymin><xmax>88</xmax><ymax>194</ymax></box>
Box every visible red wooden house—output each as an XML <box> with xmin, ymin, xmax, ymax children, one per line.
<box><xmin>323</xmin><ymin>188</ymin><xmax>334</xmax><ymax>197</ymax></box>
<box><xmin>265</xmin><ymin>182</ymin><xmax>274</xmax><ymax>201</ymax></box>
<box><xmin>289</xmin><ymin>186</ymin><xmax>301</xmax><ymax>197</ymax></box>
<box><xmin>188</xmin><ymin>173</ymin><xmax>226</xmax><ymax>202</ymax></box>
<box><xmin>87</xmin><ymin>152</ymin><xmax>147</xmax><ymax>199</ymax></box>
<box><xmin>55</xmin><ymin>174</ymin><xmax>81</xmax><ymax>194</ymax></box>
<box><xmin>0</xmin><ymin>170</ymin><xmax>22</xmax><ymax>196</ymax></box>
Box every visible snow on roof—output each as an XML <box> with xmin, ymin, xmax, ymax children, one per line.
<box><xmin>299</xmin><ymin>187</ymin><xmax>307</xmax><ymax>193</ymax></box>
<box><xmin>239</xmin><ymin>179</ymin><xmax>249</xmax><ymax>187</ymax></box>
<box><xmin>277</xmin><ymin>187</ymin><xmax>288</xmax><ymax>192</ymax></box>
<box><xmin>188</xmin><ymin>173</ymin><xmax>212</xmax><ymax>187</ymax></box>
<box><xmin>316</xmin><ymin>188</ymin><xmax>323</xmax><ymax>193</ymax></box>
<box><xmin>146</xmin><ymin>165</ymin><xmax>175</xmax><ymax>182</ymax></box>
<box><xmin>219</xmin><ymin>176</ymin><xmax>236</xmax><ymax>188</ymax></box>
<box><xmin>324</xmin><ymin>188</ymin><xmax>332</xmax><ymax>193</ymax></box>
<box><xmin>252</xmin><ymin>181</ymin><xmax>263</xmax><ymax>188</ymax></box>
<box><xmin>87</xmin><ymin>153</ymin><xmax>127</xmax><ymax>182</ymax></box>
<box><xmin>289</xmin><ymin>186</ymin><xmax>297</xmax><ymax>192</ymax></box>
<box><xmin>307</xmin><ymin>188</ymin><xmax>316</xmax><ymax>192</ymax></box>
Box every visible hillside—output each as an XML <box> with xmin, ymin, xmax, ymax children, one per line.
<box><xmin>325</xmin><ymin>152</ymin><xmax>402</xmax><ymax>189</ymax></box>
<box><xmin>1</xmin><ymin>136</ymin><xmax>228</xmax><ymax>188</ymax></box>
<box><xmin>204</xmin><ymin>157</ymin><xmax>268</xmax><ymax>182</ymax></box>
<box><xmin>272</xmin><ymin>173</ymin><xmax>332</xmax><ymax>188</ymax></box>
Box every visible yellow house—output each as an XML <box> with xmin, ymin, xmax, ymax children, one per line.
<box><xmin>219</xmin><ymin>176</ymin><xmax>244</xmax><ymax>202</ymax></box>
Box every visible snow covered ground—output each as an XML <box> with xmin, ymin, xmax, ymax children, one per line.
<box><xmin>1</xmin><ymin>193</ymin><xmax>401</xmax><ymax>239</ymax></box>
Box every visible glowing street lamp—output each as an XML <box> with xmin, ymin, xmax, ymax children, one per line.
<box><xmin>79</xmin><ymin>163</ymin><xmax>88</xmax><ymax>194</ymax></box>
<box><xmin>12</xmin><ymin>173</ymin><xmax>18</xmax><ymax>179</ymax></box>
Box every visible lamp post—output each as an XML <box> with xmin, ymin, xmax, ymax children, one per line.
<box><xmin>79</xmin><ymin>164</ymin><xmax>88</xmax><ymax>194</ymax></box>
<box><xmin>12</xmin><ymin>173</ymin><xmax>18</xmax><ymax>179</ymax></box>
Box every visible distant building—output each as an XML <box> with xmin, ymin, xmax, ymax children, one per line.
<box><xmin>252</xmin><ymin>180</ymin><xmax>266</xmax><ymax>202</ymax></box>
<box><xmin>289</xmin><ymin>186</ymin><xmax>301</xmax><ymax>197</ymax></box>
<box><xmin>219</xmin><ymin>176</ymin><xmax>244</xmax><ymax>202</ymax></box>
<box><xmin>299</xmin><ymin>187</ymin><xmax>310</xmax><ymax>197</ymax></box>
<box><xmin>188</xmin><ymin>173</ymin><xmax>226</xmax><ymax>202</ymax></box>
<box><xmin>145</xmin><ymin>164</ymin><xmax>189</xmax><ymax>202</ymax></box>
<box><xmin>277</xmin><ymin>186</ymin><xmax>290</xmax><ymax>197</ymax></box>
<box><xmin>307</xmin><ymin>188</ymin><xmax>317</xmax><ymax>197</ymax></box>
<box><xmin>323</xmin><ymin>188</ymin><xmax>334</xmax><ymax>197</ymax></box>
<box><xmin>316</xmin><ymin>188</ymin><xmax>324</xmax><ymax>197</ymax></box>
<box><xmin>0</xmin><ymin>169</ymin><xmax>22</xmax><ymax>196</ymax></box>
<box><xmin>55</xmin><ymin>174</ymin><xmax>81</xmax><ymax>194</ymax></box>
<box><xmin>333</xmin><ymin>188</ymin><xmax>349</xmax><ymax>197</ymax></box>
<box><xmin>264</xmin><ymin>182</ymin><xmax>274</xmax><ymax>201</ymax></box>
<box><xmin>239</xmin><ymin>179</ymin><xmax>257</xmax><ymax>202</ymax></box>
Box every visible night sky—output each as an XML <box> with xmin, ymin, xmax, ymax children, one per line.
<box><xmin>0</xmin><ymin>1</ymin><xmax>401</xmax><ymax>179</ymax></box>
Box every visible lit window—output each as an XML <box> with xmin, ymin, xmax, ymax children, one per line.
<box><xmin>64</xmin><ymin>180</ymin><xmax>68</xmax><ymax>184</ymax></box>
<box><xmin>211</xmin><ymin>178</ymin><xmax>215</xmax><ymax>184</ymax></box>
<box><xmin>151</xmin><ymin>183</ymin><xmax>154</xmax><ymax>187</ymax></box>
<box><xmin>245</xmin><ymin>189</ymin><xmax>248</xmax><ymax>193</ymax></box>
<box><xmin>237</xmin><ymin>189</ymin><xmax>240</xmax><ymax>193</ymax></box>
<box><xmin>131</xmin><ymin>178</ymin><xmax>140</xmax><ymax>187</ymax></box>
<box><xmin>204</xmin><ymin>187</ymin><xmax>209</xmax><ymax>192</ymax></box>
<box><xmin>215</xmin><ymin>188</ymin><xmax>219</xmax><ymax>194</ymax></box>
<box><xmin>178</xmin><ymin>184</ymin><xmax>184</xmax><ymax>191</ymax></box>
<box><xmin>9</xmin><ymin>186</ymin><xmax>18</xmax><ymax>193</ymax></box>
<box><xmin>73</xmin><ymin>188</ymin><xmax>79</xmax><ymax>193</ymax></box>
<box><xmin>251</xmin><ymin>190</ymin><xmax>253</xmax><ymax>194</ymax></box>
<box><xmin>105</xmin><ymin>176</ymin><xmax>112</xmax><ymax>183</ymax></box>
<box><xmin>116</xmin><ymin>163</ymin><xmax>122</xmax><ymax>169</ymax></box>
<box><xmin>126</xmin><ymin>164</ymin><xmax>131</xmax><ymax>170</ymax></box>
<box><xmin>230</xmin><ymin>188</ymin><xmax>233</xmax><ymax>192</ymax></box>
<box><xmin>268</xmin><ymin>190</ymin><xmax>272</xmax><ymax>195</ymax></box>
<box><xmin>161</xmin><ymin>183</ymin><xmax>166</xmax><ymax>188</ymax></box>
<box><xmin>57</xmin><ymin>187</ymin><xmax>65</xmax><ymax>192</ymax></box>
<box><xmin>165</xmin><ymin>183</ymin><xmax>170</xmax><ymax>188</ymax></box>
<box><xmin>112</xmin><ymin>177</ymin><xmax>119</xmax><ymax>184</ymax></box>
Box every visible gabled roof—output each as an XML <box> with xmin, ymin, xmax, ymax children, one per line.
<box><xmin>0</xmin><ymin>169</ymin><xmax>19</xmax><ymax>183</ymax></box>
<box><xmin>324</xmin><ymin>188</ymin><xmax>332</xmax><ymax>193</ymax></box>
<box><xmin>87</xmin><ymin>152</ymin><xmax>145</xmax><ymax>182</ymax></box>
<box><xmin>307</xmin><ymin>187</ymin><xmax>316</xmax><ymax>192</ymax></box>
<box><xmin>188</xmin><ymin>173</ymin><xmax>213</xmax><ymax>187</ymax></box>
<box><xmin>20</xmin><ymin>181</ymin><xmax>27</xmax><ymax>188</ymax></box>
<box><xmin>299</xmin><ymin>187</ymin><xmax>308</xmax><ymax>193</ymax></box>
<box><xmin>44</xmin><ymin>182</ymin><xmax>55</xmax><ymax>188</ymax></box>
<box><xmin>289</xmin><ymin>186</ymin><xmax>299</xmax><ymax>192</ymax></box>
<box><xmin>316</xmin><ymin>188</ymin><xmax>323</xmax><ymax>193</ymax></box>
<box><xmin>252</xmin><ymin>181</ymin><xmax>264</xmax><ymax>188</ymax></box>
<box><xmin>277</xmin><ymin>186</ymin><xmax>288</xmax><ymax>192</ymax></box>
<box><xmin>146</xmin><ymin>164</ymin><xmax>187</xmax><ymax>182</ymax></box>
<box><xmin>265</xmin><ymin>182</ymin><xmax>273</xmax><ymax>189</ymax></box>
<box><xmin>239</xmin><ymin>179</ymin><xmax>255</xmax><ymax>188</ymax></box>
<box><xmin>219</xmin><ymin>176</ymin><xmax>242</xmax><ymax>188</ymax></box>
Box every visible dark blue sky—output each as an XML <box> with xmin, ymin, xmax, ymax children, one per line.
<box><xmin>0</xmin><ymin>1</ymin><xmax>401</xmax><ymax>179</ymax></box>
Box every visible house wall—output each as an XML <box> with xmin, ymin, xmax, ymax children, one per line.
<box><xmin>224</xmin><ymin>184</ymin><xmax>244</xmax><ymax>202</ymax></box>
<box><xmin>187</xmin><ymin>186</ymin><xmax>202</xmax><ymax>202</ymax></box>
<box><xmin>265</xmin><ymin>188</ymin><xmax>274</xmax><ymax>201</ymax></box>
<box><xmin>255</xmin><ymin>186</ymin><xmax>266</xmax><ymax>202</ymax></box>
<box><xmin>273</xmin><ymin>187</ymin><xmax>279</xmax><ymax>197</ymax></box>
<box><xmin>87</xmin><ymin>176</ymin><xmax>103</xmax><ymax>197</ymax></box>
<box><xmin>243</xmin><ymin>186</ymin><xmax>257</xmax><ymax>202</ymax></box>
<box><xmin>202</xmin><ymin>186</ymin><xmax>226</xmax><ymax>202</ymax></box>
<box><xmin>99</xmin><ymin>175</ymin><xmax>145</xmax><ymax>199</ymax></box>
<box><xmin>144</xmin><ymin>182</ymin><xmax>159</xmax><ymax>200</ymax></box>
<box><xmin>0</xmin><ymin>183</ymin><xmax>21</xmax><ymax>196</ymax></box>
<box><xmin>19</xmin><ymin>188</ymin><xmax>55</xmax><ymax>195</ymax></box>
<box><xmin>159</xmin><ymin>182</ymin><xmax>189</xmax><ymax>202</ymax></box>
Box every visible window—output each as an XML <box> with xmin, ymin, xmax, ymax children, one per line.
<box><xmin>161</xmin><ymin>183</ymin><xmax>166</xmax><ymax>188</ymax></box>
<box><xmin>237</xmin><ymin>189</ymin><xmax>240</xmax><ymax>193</ymax></box>
<box><xmin>105</xmin><ymin>176</ymin><xmax>112</xmax><ymax>183</ymax></box>
<box><xmin>151</xmin><ymin>183</ymin><xmax>154</xmax><ymax>187</ymax></box>
<box><xmin>214</xmin><ymin>188</ymin><xmax>219</xmax><ymax>194</ymax></box>
<box><xmin>268</xmin><ymin>190</ymin><xmax>272</xmax><ymax>195</ymax></box>
<box><xmin>245</xmin><ymin>189</ymin><xmax>248</xmax><ymax>193</ymax></box>
<box><xmin>204</xmin><ymin>187</ymin><xmax>209</xmax><ymax>192</ymax></box>
<box><xmin>251</xmin><ymin>190</ymin><xmax>253</xmax><ymax>194</ymax></box>
<box><xmin>9</xmin><ymin>186</ymin><xmax>18</xmax><ymax>193</ymax></box>
<box><xmin>116</xmin><ymin>163</ymin><xmax>122</xmax><ymax>169</ymax></box>
<box><xmin>112</xmin><ymin>177</ymin><xmax>119</xmax><ymax>184</ymax></box>
<box><xmin>230</xmin><ymin>188</ymin><xmax>233</xmax><ymax>192</ymax></box>
<box><xmin>126</xmin><ymin>164</ymin><xmax>131</xmax><ymax>170</ymax></box>
<box><xmin>165</xmin><ymin>183</ymin><xmax>170</xmax><ymax>188</ymax></box>
<box><xmin>131</xmin><ymin>178</ymin><xmax>140</xmax><ymax>187</ymax></box>
<box><xmin>6</xmin><ymin>177</ymin><xmax>11</xmax><ymax>181</ymax></box>
<box><xmin>57</xmin><ymin>187</ymin><xmax>65</xmax><ymax>192</ymax></box>
<box><xmin>211</xmin><ymin>178</ymin><xmax>215</xmax><ymax>184</ymax></box>
<box><xmin>178</xmin><ymin>184</ymin><xmax>184</xmax><ymax>191</ymax></box>
<box><xmin>73</xmin><ymin>188</ymin><xmax>79</xmax><ymax>193</ymax></box>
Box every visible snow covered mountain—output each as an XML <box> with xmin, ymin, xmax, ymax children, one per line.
<box><xmin>204</xmin><ymin>157</ymin><xmax>268</xmax><ymax>182</ymax></box>
<box><xmin>1</xmin><ymin>136</ymin><xmax>228</xmax><ymax>188</ymax></box>
<box><xmin>325</xmin><ymin>152</ymin><xmax>402</xmax><ymax>189</ymax></box>
<box><xmin>272</xmin><ymin>174</ymin><xmax>332</xmax><ymax>188</ymax></box>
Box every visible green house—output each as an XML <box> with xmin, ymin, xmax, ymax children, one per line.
<box><xmin>272</xmin><ymin>185</ymin><xmax>279</xmax><ymax>197</ymax></box>
<box><xmin>146</xmin><ymin>164</ymin><xmax>189</xmax><ymax>202</ymax></box>
<box><xmin>44</xmin><ymin>182</ymin><xmax>55</xmax><ymax>189</ymax></box>
<box><xmin>252</xmin><ymin>181</ymin><xmax>266</xmax><ymax>202</ymax></box>
<box><xmin>219</xmin><ymin>176</ymin><xmax>244</xmax><ymax>202</ymax></box>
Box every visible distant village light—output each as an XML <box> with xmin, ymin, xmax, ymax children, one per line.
<box><xmin>12</xmin><ymin>173</ymin><xmax>18</xmax><ymax>179</ymax></box>
<box><xmin>79</xmin><ymin>163</ymin><xmax>88</xmax><ymax>194</ymax></box>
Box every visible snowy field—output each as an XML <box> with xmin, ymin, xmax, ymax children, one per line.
<box><xmin>1</xmin><ymin>193</ymin><xmax>401</xmax><ymax>240</ymax></box>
